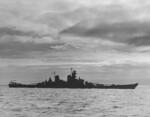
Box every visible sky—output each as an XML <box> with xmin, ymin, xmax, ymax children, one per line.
<box><xmin>1</xmin><ymin>0</ymin><xmax>150</xmax><ymax>85</ymax></box>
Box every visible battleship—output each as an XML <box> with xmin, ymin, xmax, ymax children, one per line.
<box><xmin>9</xmin><ymin>69</ymin><xmax>138</xmax><ymax>89</ymax></box>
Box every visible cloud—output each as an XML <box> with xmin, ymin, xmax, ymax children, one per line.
<box><xmin>126</xmin><ymin>34</ymin><xmax>150</xmax><ymax>46</ymax></box>
<box><xmin>135</xmin><ymin>46</ymin><xmax>150</xmax><ymax>52</ymax></box>
<box><xmin>61</xmin><ymin>20</ymin><xmax>150</xmax><ymax>43</ymax></box>
<box><xmin>58</xmin><ymin>0</ymin><xmax>150</xmax><ymax>49</ymax></box>
<box><xmin>0</xmin><ymin>27</ymin><xmax>46</xmax><ymax>38</ymax></box>
<box><xmin>0</xmin><ymin>35</ymin><xmax>67</xmax><ymax>58</ymax></box>
<box><xmin>1</xmin><ymin>0</ymin><xmax>150</xmax><ymax>49</ymax></box>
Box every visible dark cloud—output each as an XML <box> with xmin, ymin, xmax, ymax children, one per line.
<box><xmin>0</xmin><ymin>40</ymin><xmax>65</xmax><ymax>58</ymax></box>
<box><xmin>126</xmin><ymin>35</ymin><xmax>150</xmax><ymax>46</ymax></box>
<box><xmin>0</xmin><ymin>27</ymin><xmax>49</xmax><ymax>38</ymax></box>
<box><xmin>60</xmin><ymin>21</ymin><xmax>150</xmax><ymax>43</ymax></box>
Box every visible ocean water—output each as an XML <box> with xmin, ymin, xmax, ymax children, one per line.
<box><xmin>0</xmin><ymin>86</ymin><xmax>150</xmax><ymax>117</ymax></box>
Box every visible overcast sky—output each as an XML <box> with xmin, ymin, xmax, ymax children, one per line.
<box><xmin>1</xmin><ymin>0</ymin><xmax>150</xmax><ymax>85</ymax></box>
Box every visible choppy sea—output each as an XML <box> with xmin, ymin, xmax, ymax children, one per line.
<box><xmin>0</xmin><ymin>86</ymin><xmax>150</xmax><ymax>117</ymax></box>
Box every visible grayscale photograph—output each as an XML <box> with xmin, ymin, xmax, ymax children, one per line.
<box><xmin>0</xmin><ymin>0</ymin><xmax>149</xmax><ymax>117</ymax></box>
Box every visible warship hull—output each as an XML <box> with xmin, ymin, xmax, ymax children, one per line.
<box><xmin>9</xmin><ymin>83</ymin><xmax>138</xmax><ymax>89</ymax></box>
<box><xmin>94</xmin><ymin>83</ymin><xmax>138</xmax><ymax>89</ymax></box>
